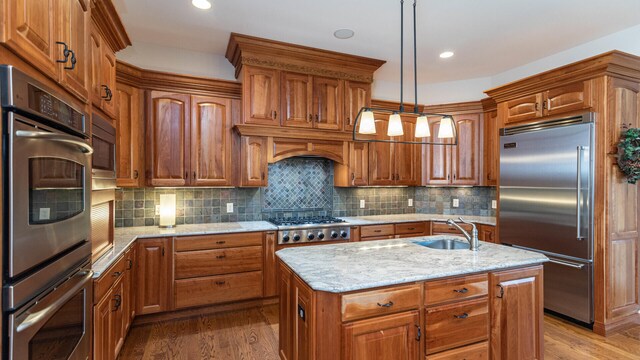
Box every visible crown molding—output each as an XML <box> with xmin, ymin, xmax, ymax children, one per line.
<box><xmin>90</xmin><ymin>0</ymin><xmax>131</xmax><ymax>52</ymax></box>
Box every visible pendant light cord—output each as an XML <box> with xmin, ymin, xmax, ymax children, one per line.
<box><xmin>413</xmin><ymin>0</ymin><xmax>419</xmax><ymax>113</ymax></box>
<box><xmin>399</xmin><ymin>0</ymin><xmax>404</xmax><ymax>112</ymax></box>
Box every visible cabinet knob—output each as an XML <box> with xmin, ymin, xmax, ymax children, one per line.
<box><xmin>216</xmin><ymin>255</ymin><xmax>226</xmax><ymax>259</ymax></box>
<box><xmin>112</xmin><ymin>271</ymin><xmax>122</xmax><ymax>278</ymax></box>
<box><xmin>113</xmin><ymin>294</ymin><xmax>122</xmax><ymax>311</ymax></box>
<box><xmin>376</xmin><ymin>301</ymin><xmax>394</xmax><ymax>308</ymax></box>
<box><xmin>126</xmin><ymin>259</ymin><xmax>133</xmax><ymax>270</ymax></box>
<box><xmin>216</xmin><ymin>241</ymin><xmax>226</xmax><ymax>245</ymax></box>
<box><xmin>215</xmin><ymin>281</ymin><xmax>226</xmax><ymax>286</ymax></box>
<box><xmin>453</xmin><ymin>287</ymin><xmax>468</xmax><ymax>294</ymax></box>
<box><xmin>133</xmin><ymin>170</ymin><xmax>139</xmax><ymax>179</ymax></box>
<box><xmin>315</xmin><ymin>114</ymin><xmax>319</xmax><ymax>122</ymax></box>
<box><xmin>64</xmin><ymin>49</ymin><xmax>76</xmax><ymax>70</ymax></box>
<box><xmin>308</xmin><ymin>114</ymin><xmax>313</xmax><ymax>121</ymax></box>
<box><xmin>261</xmin><ymin>172</ymin><xmax>265</xmax><ymax>180</ymax></box>
<box><xmin>453</xmin><ymin>312</ymin><xmax>469</xmax><ymax>319</ymax></box>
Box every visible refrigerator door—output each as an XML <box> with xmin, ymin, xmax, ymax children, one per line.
<box><xmin>500</xmin><ymin>121</ymin><xmax>593</xmax><ymax>260</ymax></box>
<box><xmin>542</xmin><ymin>253</ymin><xmax>593</xmax><ymax>323</ymax></box>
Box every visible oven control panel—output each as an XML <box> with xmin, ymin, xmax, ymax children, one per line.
<box><xmin>278</xmin><ymin>227</ymin><xmax>350</xmax><ymax>245</ymax></box>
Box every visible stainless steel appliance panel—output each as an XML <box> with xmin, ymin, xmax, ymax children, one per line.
<box><xmin>9</xmin><ymin>114</ymin><xmax>92</xmax><ymax>278</ymax></box>
<box><xmin>91</xmin><ymin>112</ymin><xmax>117</xmax><ymax>190</ymax></box>
<box><xmin>500</xmin><ymin>121</ymin><xmax>593</xmax><ymax>260</ymax></box>
<box><xmin>543</xmin><ymin>253</ymin><xmax>593</xmax><ymax>323</ymax></box>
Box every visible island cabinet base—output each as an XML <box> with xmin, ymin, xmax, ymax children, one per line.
<box><xmin>278</xmin><ymin>261</ymin><xmax>544</xmax><ymax>360</ymax></box>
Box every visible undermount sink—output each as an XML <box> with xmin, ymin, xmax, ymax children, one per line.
<box><xmin>414</xmin><ymin>239</ymin><xmax>470</xmax><ymax>250</ymax></box>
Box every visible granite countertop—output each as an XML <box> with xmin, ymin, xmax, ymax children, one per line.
<box><xmin>276</xmin><ymin>236</ymin><xmax>547</xmax><ymax>293</ymax></box>
<box><xmin>91</xmin><ymin>221</ymin><xmax>277</xmax><ymax>278</ymax></box>
<box><xmin>340</xmin><ymin>214</ymin><xmax>496</xmax><ymax>226</ymax></box>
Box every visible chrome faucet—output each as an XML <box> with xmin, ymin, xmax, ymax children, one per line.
<box><xmin>446</xmin><ymin>217</ymin><xmax>479</xmax><ymax>251</ymax></box>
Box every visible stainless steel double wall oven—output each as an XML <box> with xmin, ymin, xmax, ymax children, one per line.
<box><xmin>2</xmin><ymin>66</ymin><xmax>94</xmax><ymax>360</ymax></box>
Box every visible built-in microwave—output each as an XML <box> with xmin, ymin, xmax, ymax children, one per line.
<box><xmin>91</xmin><ymin>112</ymin><xmax>117</xmax><ymax>190</ymax></box>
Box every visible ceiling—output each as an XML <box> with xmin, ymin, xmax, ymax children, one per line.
<box><xmin>113</xmin><ymin>0</ymin><xmax>640</xmax><ymax>84</ymax></box>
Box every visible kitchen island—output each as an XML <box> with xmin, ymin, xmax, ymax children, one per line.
<box><xmin>276</xmin><ymin>236</ymin><xmax>548</xmax><ymax>360</ymax></box>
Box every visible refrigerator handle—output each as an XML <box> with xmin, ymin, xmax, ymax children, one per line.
<box><xmin>548</xmin><ymin>258</ymin><xmax>585</xmax><ymax>269</ymax></box>
<box><xmin>576</xmin><ymin>146</ymin><xmax>585</xmax><ymax>241</ymax></box>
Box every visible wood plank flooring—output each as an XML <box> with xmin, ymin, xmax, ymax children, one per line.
<box><xmin>119</xmin><ymin>305</ymin><xmax>640</xmax><ymax>359</ymax></box>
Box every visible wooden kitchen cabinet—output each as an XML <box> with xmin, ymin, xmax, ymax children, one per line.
<box><xmin>94</xmin><ymin>285</ymin><xmax>113</xmax><ymax>360</ymax></box>
<box><xmin>395</xmin><ymin>117</ymin><xmax>421</xmax><ymax>185</ymax></box>
<box><xmin>279</xmin><ymin>263</ymin><xmax>293</xmax><ymax>360</ymax></box>
<box><xmin>240</xmin><ymin>136</ymin><xmax>268</xmax><ymax>187</ymax></box>
<box><xmin>115</xmin><ymin>82</ymin><xmax>144</xmax><ymax>187</ymax></box>
<box><xmin>478</xmin><ymin>224</ymin><xmax>497</xmax><ymax>243</ymax></box>
<box><xmin>58</xmin><ymin>0</ymin><xmax>90</xmax><ymax>102</ymax></box>
<box><xmin>281</xmin><ymin>71</ymin><xmax>313</xmax><ymax>128</ymax></box>
<box><xmin>490</xmin><ymin>266</ymin><xmax>544</xmax><ymax>360</ymax></box>
<box><xmin>369</xmin><ymin>118</ymin><xmax>395</xmax><ymax>185</ymax></box>
<box><xmin>334</xmin><ymin>142</ymin><xmax>369</xmax><ymax>187</ymax></box>
<box><xmin>423</xmin><ymin>114</ymin><xmax>481</xmax><ymax>186</ymax></box>
<box><xmin>342</xmin><ymin>311</ymin><xmax>421</xmax><ymax>360</ymax></box>
<box><xmin>344</xmin><ymin>81</ymin><xmax>371</xmax><ymax>132</ymax></box>
<box><xmin>503</xmin><ymin>81</ymin><xmax>591</xmax><ymax>125</ymax></box>
<box><xmin>122</xmin><ymin>246</ymin><xmax>136</xmax><ymax>334</ymax></box>
<box><xmin>483</xmin><ymin>108</ymin><xmax>498</xmax><ymax>186</ymax></box>
<box><xmin>100</xmin><ymin>41</ymin><xmax>117</xmax><ymax>117</ymax></box>
<box><xmin>242</xmin><ymin>66</ymin><xmax>280</xmax><ymax>125</ymax></box>
<box><xmin>313</xmin><ymin>76</ymin><xmax>343</xmax><ymax>130</ymax></box>
<box><xmin>89</xmin><ymin>19</ymin><xmax>117</xmax><ymax>117</ymax></box>
<box><xmin>369</xmin><ymin>114</ymin><xmax>421</xmax><ymax>186</ymax></box>
<box><xmin>136</xmin><ymin>237</ymin><xmax>172</xmax><ymax>315</ymax></box>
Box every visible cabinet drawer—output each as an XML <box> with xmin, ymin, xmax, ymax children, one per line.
<box><xmin>360</xmin><ymin>235</ymin><xmax>395</xmax><ymax>241</ymax></box>
<box><xmin>174</xmin><ymin>271</ymin><xmax>263</xmax><ymax>309</ymax></box>
<box><xmin>425</xmin><ymin>298</ymin><xmax>488</xmax><ymax>354</ymax></box>
<box><xmin>175</xmin><ymin>246</ymin><xmax>263</xmax><ymax>279</ymax></box>
<box><xmin>342</xmin><ymin>284</ymin><xmax>421</xmax><ymax>322</ymax></box>
<box><xmin>94</xmin><ymin>255</ymin><xmax>127</xmax><ymax>304</ymax></box>
<box><xmin>395</xmin><ymin>222</ymin><xmax>427</xmax><ymax>235</ymax></box>
<box><xmin>360</xmin><ymin>224</ymin><xmax>395</xmax><ymax>238</ymax></box>
<box><xmin>431</xmin><ymin>222</ymin><xmax>473</xmax><ymax>235</ymax></box>
<box><xmin>425</xmin><ymin>274</ymin><xmax>488</xmax><ymax>306</ymax></box>
<box><xmin>426</xmin><ymin>341</ymin><xmax>488</xmax><ymax>360</ymax></box>
<box><xmin>174</xmin><ymin>232</ymin><xmax>263</xmax><ymax>252</ymax></box>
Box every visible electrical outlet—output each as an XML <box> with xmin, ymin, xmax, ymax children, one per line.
<box><xmin>408</xmin><ymin>198</ymin><xmax>413</xmax><ymax>207</ymax></box>
<box><xmin>359</xmin><ymin>199</ymin><xmax>366</xmax><ymax>208</ymax></box>
<box><xmin>491</xmin><ymin>200</ymin><xmax>497</xmax><ymax>209</ymax></box>
<box><xmin>226</xmin><ymin>203</ymin><xmax>234</xmax><ymax>213</ymax></box>
<box><xmin>452</xmin><ymin>199</ymin><xmax>460</xmax><ymax>208</ymax></box>
<box><xmin>39</xmin><ymin>208</ymin><xmax>50</xmax><ymax>220</ymax></box>
<box><xmin>155</xmin><ymin>205</ymin><xmax>160</xmax><ymax>216</ymax></box>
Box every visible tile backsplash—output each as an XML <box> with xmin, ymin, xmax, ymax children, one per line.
<box><xmin>115</xmin><ymin>158</ymin><xmax>497</xmax><ymax>227</ymax></box>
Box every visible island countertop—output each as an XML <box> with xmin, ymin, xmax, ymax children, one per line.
<box><xmin>276</xmin><ymin>235</ymin><xmax>547</xmax><ymax>293</ymax></box>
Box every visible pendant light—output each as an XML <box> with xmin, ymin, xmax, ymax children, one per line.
<box><xmin>352</xmin><ymin>0</ymin><xmax>458</xmax><ymax>146</ymax></box>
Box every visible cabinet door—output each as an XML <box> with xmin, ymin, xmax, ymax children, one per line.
<box><xmin>490</xmin><ymin>266</ymin><xmax>543</xmax><ymax>360</ymax></box>
<box><xmin>147</xmin><ymin>92</ymin><xmax>190</xmax><ymax>186</ymax></box>
<box><xmin>350</xmin><ymin>142</ymin><xmax>369</xmax><ymax>186</ymax></box>
<box><xmin>89</xmin><ymin>23</ymin><xmax>103</xmax><ymax>108</ymax></box>
<box><xmin>281</xmin><ymin>72</ymin><xmax>313</xmax><ymax>128</ymax></box>
<box><xmin>240</xmin><ymin>136</ymin><xmax>268</xmax><ymax>187</ymax></box>
<box><xmin>116</xmin><ymin>83</ymin><xmax>144</xmax><ymax>187</ymax></box>
<box><xmin>451</xmin><ymin>114</ymin><xmax>480</xmax><ymax>185</ymax></box>
<box><xmin>395</xmin><ymin>117</ymin><xmax>421</xmax><ymax>186</ymax></box>
<box><xmin>342</xmin><ymin>311</ymin><xmax>421</xmax><ymax>360</ymax></box>
<box><xmin>483</xmin><ymin>110</ymin><xmax>498</xmax><ymax>186</ymax></box>
<box><xmin>313</xmin><ymin>76</ymin><xmax>343</xmax><ymax>130</ymax></box>
<box><xmin>478</xmin><ymin>225</ymin><xmax>497</xmax><ymax>243</ymax></box>
<box><xmin>112</xmin><ymin>277</ymin><xmax>125</xmax><ymax>358</ymax></box>
<box><xmin>243</xmin><ymin>66</ymin><xmax>280</xmax><ymax>125</ymax></box>
<box><xmin>369</xmin><ymin>118</ymin><xmax>395</xmax><ymax>185</ymax></box>
<box><xmin>190</xmin><ymin>96</ymin><xmax>233</xmax><ymax>186</ymax></box>
<box><xmin>345</xmin><ymin>81</ymin><xmax>371</xmax><ymax>132</ymax></box>
<box><xmin>93</xmin><ymin>287</ymin><xmax>113</xmax><ymax>360</ymax></box>
<box><xmin>3</xmin><ymin>0</ymin><xmax>58</xmax><ymax>78</ymax></box>
<box><xmin>279</xmin><ymin>263</ymin><xmax>293</xmax><ymax>360</ymax></box>
<box><xmin>422</xmin><ymin>117</ymin><xmax>452</xmax><ymax>185</ymax></box>
<box><xmin>58</xmin><ymin>0</ymin><xmax>89</xmax><ymax>102</ymax></box>
<box><xmin>123</xmin><ymin>246</ymin><xmax>136</xmax><ymax>334</ymax></box>
<box><xmin>504</xmin><ymin>94</ymin><xmax>542</xmax><ymax>124</ymax></box>
<box><xmin>136</xmin><ymin>238</ymin><xmax>171</xmax><ymax>315</ymax></box>
<box><xmin>101</xmin><ymin>44</ymin><xmax>117</xmax><ymax>117</ymax></box>
<box><xmin>543</xmin><ymin>81</ymin><xmax>591</xmax><ymax>117</ymax></box>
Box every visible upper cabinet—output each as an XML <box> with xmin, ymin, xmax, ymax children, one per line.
<box><xmin>313</xmin><ymin>76</ymin><xmax>343</xmax><ymax>130</ymax></box>
<box><xmin>503</xmin><ymin>81</ymin><xmax>591</xmax><ymax>125</ymax></box>
<box><xmin>423</xmin><ymin>114</ymin><xmax>481</xmax><ymax>186</ymax></box>
<box><xmin>281</xmin><ymin>71</ymin><xmax>313</xmax><ymax>128</ymax></box>
<box><xmin>59</xmin><ymin>0</ymin><xmax>90</xmax><ymax>102</ymax></box>
<box><xmin>89</xmin><ymin>20</ymin><xmax>117</xmax><ymax>118</ymax></box>
<box><xmin>369</xmin><ymin>115</ymin><xmax>421</xmax><ymax>186</ymax></box>
<box><xmin>482</xmin><ymin>99</ymin><xmax>498</xmax><ymax>187</ymax></box>
<box><xmin>345</xmin><ymin>81</ymin><xmax>372</xmax><ymax>133</ymax></box>
<box><xmin>115</xmin><ymin>82</ymin><xmax>144</xmax><ymax>187</ymax></box>
<box><xmin>242</xmin><ymin>66</ymin><xmax>280</xmax><ymax>125</ymax></box>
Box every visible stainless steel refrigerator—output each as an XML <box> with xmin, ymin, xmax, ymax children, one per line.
<box><xmin>499</xmin><ymin>113</ymin><xmax>594</xmax><ymax>324</ymax></box>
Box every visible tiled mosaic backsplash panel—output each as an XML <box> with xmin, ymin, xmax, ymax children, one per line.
<box><xmin>262</xmin><ymin>158</ymin><xmax>333</xmax><ymax>211</ymax></box>
<box><xmin>333</xmin><ymin>187</ymin><xmax>416</xmax><ymax>217</ymax></box>
<box><xmin>415</xmin><ymin>187</ymin><xmax>497</xmax><ymax>217</ymax></box>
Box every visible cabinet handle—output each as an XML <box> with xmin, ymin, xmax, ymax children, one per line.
<box><xmin>315</xmin><ymin>114</ymin><xmax>319</xmax><ymax>122</ymax></box>
<box><xmin>64</xmin><ymin>49</ymin><xmax>76</xmax><ymax>70</ymax></box>
<box><xmin>453</xmin><ymin>287</ymin><xmax>468</xmax><ymax>294</ymax></box>
<box><xmin>497</xmin><ymin>284</ymin><xmax>504</xmax><ymax>298</ymax></box>
<box><xmin>162</xmin><ymin>247</ymin><xmax>165</xmax><ymax>256</ymax></box>
<box><xmin>185</xmin><ymin>171</ymin><xmax>189</xmax><ymax>180</ymax></box>
<box><xmin>261</xmin><ymin>172</ymin><xmax>265</xmax><ymax>180</ymax></box>
<box><xmin>453</xmin><ymin>174</ymin><xmax>456</xmax><ymax>180</ymax></box>
<box><xmin>126</xmin><ymin>259</ymin><xmax>133</xmax><ymax>270</ymax></box>
<box><xmin>407</xmin><ymin>227</ymin><xmax>416</xmax><ymax>231</ymax></box>
<box><xmin>447</xmin><ymin>174</ymin><xmax>450</xmax><ymax>180</ymax></box>
<box><xmin>215</xmin><ymin>281</ymin><xmax>226</xmax><ymax>285</ymax></box>
<box><xmin>271</xmin><ymin>110</ymin><xmax>277</xmax><ymax>119</ymax></box>
<box><xmin>112</xmin><ymin>271</ymin><xmax>122</xmax><ymax>278</ymax></box>
<box><xmin>113</xmin><ymin>294</ymin><xmax>122</xmax><ymax>311</ymax></box>
<box><xmin>193</xmin><ymin>171</ymin><xmax>196</xmax><ymax>180</ymax></box>
<box><xmin>134</xmin><ymin>170</ymin><xmax>139</xmax><ymax>179</ymax></box>
<box><xmin>415</xmin><ymin>325</ymin><xmax>421</xmax><ymax>341</ymax></box>
<box><xmin>101</xmin><ymin>85</ymin><xmax>110</xmax><ymax>99</ymax></box>
<box><xmin>56</xmin><ymin>41</ymin><xmax>71</xmax><ymax>63</ymax></box>
<box><xmin>534</xmin><ymin>102</ymin><xmax>539</xmax><ymax>111</ymax></box>
<box><xmin>351</xmin><ymin>173</ymin><xmax>355</xmax><ymax>181</ymax></box>
<box><xmin>454</xmin><ymin>312</ymin><xmax>469</xmax><ymax>319</ymax></box>
<box><xmin>216</xmin><ymin>240</ymin><xmax>226</xmax><ymax>245</ymax></box>
<box><xmin>216</xmin><ymin>255</ymin><xmax>226</xmax><ymax>259</ymax></box>
<box><xmin>373</xmin><ymin>230</ymin><xmax>382</xmax><ymax>233</ymax></box>
<box><xmin>376</xmin><ymin>301</ymin><xmax>394</xmax><ymax>308</ymax></box>
<box><xmin>308</xmin><ymin>114</ymin><xmax>313</xmax><ymax>121</ymax></box>
<box><xmin>107</xmin><ymin>87</ymin><xmax>113</xmax><ymax>101</ymax></box>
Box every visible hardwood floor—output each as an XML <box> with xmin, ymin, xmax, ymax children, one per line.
<box><xmin>119</xmin><ymin>305</ymin><xmax>640</xmax><ymax>359</ymax></box>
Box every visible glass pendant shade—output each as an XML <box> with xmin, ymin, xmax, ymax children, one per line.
<box><xmin>358</xmin><ymin>110</ymin><xmax>377</xmax><ymax>134</ymax></box>
<box><xmin>387</xmin><ymin>113</ymin><xmax>404</xmax><ymax>136</ymax></box>
<box><xmin>414</xmin><ymin>115</ymin><xmax>430</xmax><ymax>138</ymax></box>
<box><xmin>438</xmin><ymin>116</ymin><xmax>455</xmax><ymax>139</ymax></box>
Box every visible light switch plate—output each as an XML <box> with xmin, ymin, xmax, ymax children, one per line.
<box><xmin>360</xmin><ymin>199</ymin><xmax>366</xmax><ymax>208</ymax></box>
<box><xmin>226</xmin><ymin>203</ymin><xmax>234</xmax><ymax>213</ymax></box>
<box><xmin>155</xmin><ymin>205</ymin><xmax>160</xmax><ymax>216</ymax></box>
<box><xmin>491</xmin><ymin>200</ymin><xmax>497</xmax><ymax>209</ymax></box>
<box><xmin>452</xmin><ymin>199</ymin><xmax>460</xmax><ymax>208</ymax></box>
<box><xmin>39</xmin><ymin>208</ymin><xmax>50</xmax><ymax>220</ymax></box>
<box><xmin>408</xmin><ymin>199</ymin><xmax>413</xmax><ymax>207</ymax></box>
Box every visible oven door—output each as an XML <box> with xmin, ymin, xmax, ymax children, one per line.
<box><xmin>9</xmin><ymin>267</ymin><xmax>93</xmax><ymax>360</ymax></box>
<box><xmin>9</xmin><ymin>114</ymin><xmax>92</xmax><ymax>279</ymax></box>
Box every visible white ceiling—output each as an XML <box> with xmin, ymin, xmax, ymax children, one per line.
<box><xmin>113</xmin><ymin>0</ymin><xmax>640</xmax><ymax>84</ymax></box>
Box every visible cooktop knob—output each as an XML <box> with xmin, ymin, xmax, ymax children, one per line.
<box><xmin>340</xmin><ymin>231</ymin><xmax>348</xmax><ymax>238</ymax></box>
<box><xmin>293</xmin><ymin>234</ymin><xmax>301</xmax><ymax>242</ymax></box>
<box><xmin>317</xmin><ymin>232</ymin><xmax>325</xmax><ymax>240</ymax></box>
<box><xmin>330</xmin><ymin>231</ymin><xmax>338</xmax><ymax>239</ymax></box>
<box><xmin>282</xmin><ymin>234</ymin><xmax>290</xmax><ymax>242</ymax></box>
<box><xmin>307</xmin><ymin>233</ymin><xmax>315</xmax><ymax>240</ymax></box>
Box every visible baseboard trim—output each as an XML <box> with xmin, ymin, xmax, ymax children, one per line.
<box><xmin>593</xmin><ymin>313</ymin><xmax>640</xmax><ymax>336</ymax></box>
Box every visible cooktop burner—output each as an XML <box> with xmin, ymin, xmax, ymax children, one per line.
<box><xmin>268</xmin><ymin>216</ymin><xmax>346</xmax><ymax>226</ymax></box>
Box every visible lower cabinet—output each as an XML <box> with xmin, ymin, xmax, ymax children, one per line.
<box><xmin>478</xmin><ymin>224</ymin><xmax>498</xmax><ymax>243</ymax></box>
<box><xmin>342</xmin><ymin>311</ymin><xmax>421</xmax><ymax>360</ymax></box>
<box><xmin>136</xmin><ymin>237</ymin><xmax>172</xmax><ymax>315</ymax></box>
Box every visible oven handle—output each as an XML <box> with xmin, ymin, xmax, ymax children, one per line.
<box><xmin>16</xmin><ymin>269</ymin><xmax>93</xmax><ymax>334</ymax></box>
<box><xmin>16</xmin><ymin>130</ymin><xmax>94</xmax><ymax>154</ymax></box>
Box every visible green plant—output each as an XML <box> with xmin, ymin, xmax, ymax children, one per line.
<box><xmin>618</xmin><ymin>128</ymin><xmax>640</xmax><ymax>184</ymax></box>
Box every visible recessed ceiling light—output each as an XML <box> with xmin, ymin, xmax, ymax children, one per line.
<box><xmin>192</xmin><ymin>0</ymin><xmax>212</xmax><ymax>10</ymax></box>
<box><xmin>334</xmin><ymin>29</ymin><xmax>355</xmax><ymax>40</ymax></box>
<box><xmin>439</xmin><ymin>51</ymin><xmax>454</xmax><ymax>59</ymax></box>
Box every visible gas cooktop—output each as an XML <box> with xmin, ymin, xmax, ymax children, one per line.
<box><xmin>267</xmin><ymin>216</ymin><xmax>346</xmax><ymax>227</ymax></box>
<box><xmin>268</xmin><ymin>216</ymin><xmax>350</xmax><ymax>244</ymax></box>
